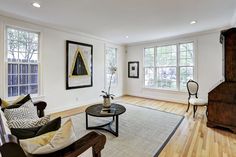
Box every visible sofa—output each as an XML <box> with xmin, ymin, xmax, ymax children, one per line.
<box><xmin>0</xmin><ymin>101</ymin><xmax>106</xmax><ymax>157</ymax></box>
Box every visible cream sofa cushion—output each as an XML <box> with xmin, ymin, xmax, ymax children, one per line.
<box><xmin>20</xmin><ymin>118</ymin><xmax>76</xmax><ymax>154</ymax></box>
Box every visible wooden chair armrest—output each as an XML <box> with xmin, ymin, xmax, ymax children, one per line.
<box><xmin>65</xmin><ymin>131</ymin><xmax>106</xmax><ymax>157</ymax></box>
<box><xmin>34</xmin><ymin>131</ymin><xmax>106</xmax><ymax>157</ymax></box>
<box><xmin>33</xmin><ymin>101</ymin><xmax>47</xmax><ymax>118</ymax></box>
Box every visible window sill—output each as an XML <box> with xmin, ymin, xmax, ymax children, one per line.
<box><xmin>142</xmin><ymin>87</ymin><xmax>187</xmax><ymax>94</ymax></box>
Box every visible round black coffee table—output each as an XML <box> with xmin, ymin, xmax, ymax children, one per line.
<box><xmin>85</xmin><ymin>103</ymin><xmax>126</xmax><ymax>137</ymax></box>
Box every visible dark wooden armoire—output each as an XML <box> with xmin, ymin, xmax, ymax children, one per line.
<box><xmin>207</xmin><ymin>28</ymin><xmax>236</xmax><ymax>133</ymax></box>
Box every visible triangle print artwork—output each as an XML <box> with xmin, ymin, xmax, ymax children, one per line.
<box><xmin>71</xmin><ymin>48</ymin><xmax>89</xmax><ymax>76</ymax></box>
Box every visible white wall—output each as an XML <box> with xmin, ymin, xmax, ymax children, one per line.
<box><xmin>0</xmin><ymin>15</ymin><xmax>125</xmax><ymax>114</ymax></box>
<box><xmin>126</xmin><ymin>31</ymin><xmax>223</xmax><ymax>104</ymax></box>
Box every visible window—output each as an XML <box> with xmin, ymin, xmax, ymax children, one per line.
<box><xmin>179</xmin><ymin>43</ymin><xmax>194</xmax><ymax>90</ymax></box>
<box><xmin>144</xmin><ymin>42</ymin><xmax>194</xmax><ymax>91</ymax></box>
<box><xmin>6</xmin><ymin>27</ymin><xmax>40</xmax><ymax>97</ymax></box>
<box><xmin>105</xmin><ymin>47</ymin><xmax>118</xmax><ymax>87</ymax></box>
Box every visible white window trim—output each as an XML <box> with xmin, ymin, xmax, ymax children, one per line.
<box><xmin>142</xmin><ymin>40</ymin><xmax>198</xmax><ymax>92</ymax></box>
<box><xmin>3</xmin><ymin>24</ymin><xmax>43</xmax><ymax>100</ymax></box>
<box><xmin>104</xmin><ymin>44</ymin><xmax>118</xmax><ymax>90</ymax></box>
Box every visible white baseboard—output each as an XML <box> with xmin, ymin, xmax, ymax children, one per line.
<box><xmin>125</xmin><ymin>93</ymin><xmax>188</xmax><ymax>104</ymax></box>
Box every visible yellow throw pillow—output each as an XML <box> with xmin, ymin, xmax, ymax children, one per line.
<box><xmin>1</xmin><ymin>95</ymin><xmax>28</xmax><ymax>108</ymax></box>
<box><xmin>20</xmin><ymin>118</ymin><xmax>77</xmax><ymax>155</ymax></box>
<box><xmin>1</xmin><ymin>99</ymin><xmax>10</xmax><ymax>108</ymax></box>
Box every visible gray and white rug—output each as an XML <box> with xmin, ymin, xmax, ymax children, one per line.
<box><xmin>67</xmin><ymin>103</ymin><xmax>184</xmax><ymax>157</ymax></box>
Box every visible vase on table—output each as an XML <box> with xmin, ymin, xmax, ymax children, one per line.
<box><xmin>103</xmin><ymin>97</ymin><xmax>111</xmax><ymax>108</ymax></box>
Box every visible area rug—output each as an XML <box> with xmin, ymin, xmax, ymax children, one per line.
<box><xmin>66</xmin><ymin>103</ymin><xmax>184</xmax><ymax>157</ymax></box>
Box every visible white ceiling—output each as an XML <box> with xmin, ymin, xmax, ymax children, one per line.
<box><xmin>0</xmin><ymin>0</ymin><xmax>235</xmax><ymax>44</ymax></box>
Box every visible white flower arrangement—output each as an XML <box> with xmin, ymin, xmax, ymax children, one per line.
<box><xmin>100</xmin><ymin>66</ymin><xmax>117</xmax><ymax>99</ymax></box>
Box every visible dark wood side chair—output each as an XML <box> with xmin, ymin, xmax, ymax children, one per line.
<box><xmin>0</xmin><ymin>101</ymin><xmax>106</xmax><ymax>157</ymax></box>
<box><xmin>186</xmin><ymin>80</ymin><xmax>208</xmax><ymax>118</ymax></box>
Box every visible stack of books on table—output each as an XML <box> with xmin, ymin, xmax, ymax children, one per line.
<box><xmin>100</xmin><ymin>107</ymin><xmax>116</xmax><ymax>115</ymax></box>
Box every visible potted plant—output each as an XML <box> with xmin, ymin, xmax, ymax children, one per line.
<box><xmin>100</xmin><ymin>66</ymin><xmax>117</xmax><ymax>108</ymax></box>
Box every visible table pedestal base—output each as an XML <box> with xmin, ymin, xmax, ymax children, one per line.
<box><xmin>86</xmin><ymin>114</ymin><xmax>119</xmax><ymax>137</ymax></box>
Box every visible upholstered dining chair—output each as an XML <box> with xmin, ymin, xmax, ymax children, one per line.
<box><xmin>186</xmin><ymin>80</ymin><xmax>208</xmax><ymax>118</ymax></box>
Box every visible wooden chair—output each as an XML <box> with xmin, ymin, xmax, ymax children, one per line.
<box><xmin>0</xmin><ymin>101</ymin><xmax>106</xmax><ymax>157</ymax></box>
<box><xmin>186</xmin><ymin>80</ymin><xmax>208</xmax><ymax>118</ymax></box>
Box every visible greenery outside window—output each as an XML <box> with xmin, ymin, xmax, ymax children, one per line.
<box><xmin>144</xmin><ymin>42</ymin><xmax>194</xmax><ymax>91</ymax></box>
<box><xmin>6</xmin><ymin>27</ymin><xmax>40</xmax><ymax>97</ymax></box>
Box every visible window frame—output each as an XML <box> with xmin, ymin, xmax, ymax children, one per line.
<box><xmin>143</xmin><ymin>40</ymin><xmax>197</xmax><ymax>92</ymax></box>
<box><xmin>4</xmin><ymin>25</ymin><xmax>42</xmax><ymax>100</ymax></box>
<box><xmin>104</xmin><ymin>46</ymin><xmax>118</xmax><ymax>89</ymax></box>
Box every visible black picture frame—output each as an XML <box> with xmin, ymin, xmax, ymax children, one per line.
<box><xmin>128</xmin><ymin>61</ymin><xmax>139</xmax><ymax>78</ymax></box>
<box><xmin>66</xmin><ymin>40</ymin><xmax>93</xmax><ymax>89</ymax></box>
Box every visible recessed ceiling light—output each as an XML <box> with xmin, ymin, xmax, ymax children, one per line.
<box><xmin>125</xmin><ymin>36</ymin><xmax>129</xmax><ymax>38</ymax></box>
<box><xmin>190</xmin><ymin>20</ymin><xmax>197</xmax><ymax>25</ymax></box>
<box><xmin>32</xmin><ymin>2</ymin><xmax>41</xmax><ymax>8</ymax></box>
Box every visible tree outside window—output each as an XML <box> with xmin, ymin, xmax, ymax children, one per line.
<box><xmin>6</xmin><ymin>27</ymin><xmax>40</xmax><ymax>97</ymax></box>
<box><xmin>144</xmin><ymin>42</ymin><xmax>194</xmax><ymax>91</ymax></box>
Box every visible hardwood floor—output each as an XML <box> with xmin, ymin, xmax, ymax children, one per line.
<box><xmin>51</xmin><ymin>95</ymin><xmax>236</xmax><ymax>157</ymax></box>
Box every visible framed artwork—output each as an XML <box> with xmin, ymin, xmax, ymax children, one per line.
<box><xmin>66</xmin><ymin>40</ymin><xmax>93</xmax><ymax>89</ymax></box>
<box><xmin>128</xmin><ymin>61</ymin><xmax>139</xmax><ymax>78</ymax></box>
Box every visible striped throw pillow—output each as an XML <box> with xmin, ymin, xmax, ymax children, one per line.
<box><xmin>7</xmin><ymin>115</ymin><xmax>50</xmax><ymax>129</ymax></box>
<box><xmin>4</xmin><ymin>100</ymin><xmax>38</xmax><ymax>121</ymax></box>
